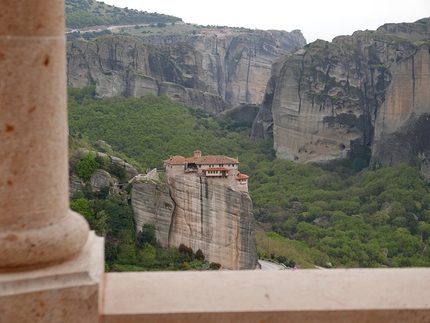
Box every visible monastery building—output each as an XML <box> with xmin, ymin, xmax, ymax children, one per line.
<box><xmin>164</xmin><ymin>150</ymin><xmax>249</xmax><ymax>192</ymax></box>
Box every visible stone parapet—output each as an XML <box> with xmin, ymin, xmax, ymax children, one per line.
<box><xmin>101</xmin><ymin>268</ymin><xmax>430</xmax><ymax>323</ymax></box>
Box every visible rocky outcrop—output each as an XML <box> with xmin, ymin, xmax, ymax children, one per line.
<box><xmin>69</xmin><ymin>148</ymin><xmax>139</xmax><ymax>194</ymax></box>
<box><xmin>67</xmin><ymin>30</ymin><xmax>306</xmax><ymax>113</ymax></box>
<box><xmin>72</xmin><ymin>148</ymin><xmax>139</xmax><ymax>178</ymax></box>
<box><xmin>90</xmin><ymin>169</ymin><xmax>113</xmax><ymax>190</ymax></box>
<box><xmin>131</xmin><ymin>176</ymin><xmax>257</xmax><ymax>270</ymax></box>
<box><xmin>109</xmin><ymin>155</ymin><xmax>139</xmax><ymax>178</ymax></box>
<box><xmin>252</xmin><ymin>18</ymin><xmax>430</xmax><ymax>168</ymax></box>
<box><xmin>69</xmin><ymin>175</ymin><xmax>85</xmax><ymax>196</ymax></box>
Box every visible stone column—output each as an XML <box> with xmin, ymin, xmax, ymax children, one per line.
<box><xmin>0</xmin><ymin>2</ymin><xmax>104</xmax><ymax>322</ymax></box>
<box><xmin>0</xmin><ymin>0</ymin><xmax>89</xmax><ymax>269</ymax></box>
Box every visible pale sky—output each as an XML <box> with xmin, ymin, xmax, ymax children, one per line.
<box><xmin>102</xmin><ymin>0</ymin><xmax>429</xmax><ymax>43</ymax></box>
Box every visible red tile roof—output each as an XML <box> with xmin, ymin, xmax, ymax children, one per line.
<box><xmin>237</xmin><ymin>172</ymin><xmax>249</xmax><ymax>180</ymax></box>
<box><xmin>164</xmin><ymin>156</ymin><xmax>186</xmax><ymax>165</ymax></box>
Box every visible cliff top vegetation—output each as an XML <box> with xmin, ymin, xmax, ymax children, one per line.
<box><xmin>65</xmin><ymin>0</ymin><xmax>181</xmax><ymax>29</ymax></box>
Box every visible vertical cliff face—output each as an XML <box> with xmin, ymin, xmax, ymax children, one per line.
<box><xmin>252</xmin><ymin>18</ymin><xmax>430</xmax><ymax>167</ymax></box>
<box><xmin>372</xmin><ymin>44</ymin><xmax>430</xmax><ymax>177</ymax></box>
<box><xmin>67</xmin><ymin>36</ymin><xmax>225</xmax><ymax>112</ymax></box>
<box><xmin>132</xmin><ymin>181</ymin><xmax>174</xmax><ymax>246</ymax></box>
<box><xmin>67</xmin><ymin>29</ymin><xmax>305</xmax><ymax>113</ymax></box>
<box><xmin>185</xmin><ymin>29</ymin><xmax>306</xmax><ymax>108</ymax></box>
<box><xmin>131</xmin><ymin>176</ymin><xmax>257</xmax><ymax>270</ymax></box>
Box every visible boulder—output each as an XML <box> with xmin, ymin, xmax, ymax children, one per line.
<box><xmin>313</xmin><ymin>217</ymin><xmax>330</xmax><ymax>228</ymax></box>
<box><xmin>90</xmin><ymin>169</ymin><xmax>112</xmax><ymax>190</ymax></box>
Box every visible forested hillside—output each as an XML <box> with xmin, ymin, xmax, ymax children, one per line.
<box><xmin>68</xmin><ymin>86</ymin><xmax>274</xmax><ymax>171</ymax></box>
<box><xmin>251</xmin><ymin>160</ymin><xmax>430</xmax><ymax>267</ymax></box>
<box><xmin>65</xmin><ymin>0</ymin><xmax>181</xmax><ymax>29</ymax></box>
<box><xmin>68</xmin><ymin>87</ymin><xmax>430</xmax><ymax>269</ymax></box>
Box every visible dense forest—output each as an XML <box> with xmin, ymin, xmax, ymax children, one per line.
<box><xmin>65</xmin><ymin>0</ymin><xmax>181</xmax><ymax>29</ymax></box>
<box><xmin>68</xmin><ymin>86</ymin><xmax>430</xmax><ymax>269</ymax></box>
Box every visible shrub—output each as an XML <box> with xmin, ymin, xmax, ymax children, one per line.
<box><xmin>105</xmin><ymin>241</ymin><xmax>118</xmax><ymax>265</ymax></box>
<box><xmin>135</xmin><ymin>223</ymin><xmax>157</xmax><ymax>247</ymax></box>
<box><xmin>178</xmin><ymin>243</ymin><xmax>194</xmax><ymax>256</ymax></box>
<box><xmin>195</xmin><ymin>249</ymin><xmax>205</xmax><ymax>261</ymax></box>
<box><xmin>108</xmin><ymin>163</ymin><xmax>129</xmax><ymax>182</ymax></box>
<box><xmin>71</xmin><ymin>190</ymin><xmax>85</xmax><ymax>201</ymax></box>
<box><xmin>276</xmin><ymin>255</ymin><xmax>287</xmax><ymax>264</ymax></box>
<box><xmin>210</xmin><ymin>262</ymin><xmax>221</xmax><ymax>269</ymax></box>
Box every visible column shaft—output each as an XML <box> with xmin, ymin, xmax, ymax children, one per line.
<box><xmin>0</xmin><ymin>0</ymin><xmax>89</xmax><ymax>269</ymax></box>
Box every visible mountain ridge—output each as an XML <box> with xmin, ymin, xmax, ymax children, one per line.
<box><xmin>67</xmin><ymin>29</ymin><xmax>306</xmax><ymax>113</ymax></box>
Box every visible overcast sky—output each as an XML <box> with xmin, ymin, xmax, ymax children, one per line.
<box><xmin>102</xmin><ymin>0</ymin><xmax>429</xmax><ymax>43</ymax></box>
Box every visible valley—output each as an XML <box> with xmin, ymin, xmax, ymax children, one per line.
<box><xmin>65</xmin><ymin>0</ymin><xmax>430</xmax><ymax>271</ymax></box>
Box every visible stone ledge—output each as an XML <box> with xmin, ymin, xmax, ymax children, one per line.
<box><xmin>102</xmin><ymin>268</ymin><xmax>430</xmax><ymax>323</ymax></box>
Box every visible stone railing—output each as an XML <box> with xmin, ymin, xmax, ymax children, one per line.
<box><xmin>1</xmin><ymin>1</ymin><xmax>430</xmax><ymax>322</ymax></box>
<box><xmin>100</xmin><ymin>269</ymin><xmax>430</xmax><ymax>323</ymax></box>
<box><xmin>131</xmin><ymin>168</ymin><xmax>160</xmax><ymax>182</ymax></box>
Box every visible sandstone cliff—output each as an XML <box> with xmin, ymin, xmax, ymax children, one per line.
<box><xmin>67</xmin><ymin>30</ymin><xmax>305</xmax><ymax>113</ymax></box>
<box><xmin>252</xmin><ymin>18</ymin><xmax>430</xmax><ymax>169</ymax></box>
<box><xmin>372</xmin><ymin>43</ymin><xmax>430</xmax><ymax>178</ymax></box>
<box><xmin>131</xmin><ymin>176</ymin><xmax>257</xmax><ymax>270</ymax></box>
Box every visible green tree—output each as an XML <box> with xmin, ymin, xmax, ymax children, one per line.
<box><xmin>136</xmin><ymin>223</ymin><xmax>157</xmax><ymax>247</ymax></box>
<box><xmin>75</xmin><ymin>153</ymin><xmax>99</xmax><ymax>181</ymax></box>
<box><xmin>94</xmin><ymin>210</ymin><xmax>110</xmax><ymax>237</ymax></box>
<box><xmin>70</xmin><ymin>197</ymin><xmax>95</xmax><ymax>226</ymax></box>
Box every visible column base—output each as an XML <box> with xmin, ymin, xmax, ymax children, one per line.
<box><xmin>0</xmin><ymin>231</ymin><xmax>104</xmax><ymax>323</ymax></box>
<box><xmin>0</xmin><ymin>210</ymin><xmax>90</xmax><ymax>269</ymax></box>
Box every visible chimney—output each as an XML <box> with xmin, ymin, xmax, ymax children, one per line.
<box><xmin>194</xmin><ymin>150</ymin><xmax>202</xmax><ymax>158</ymax></box>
